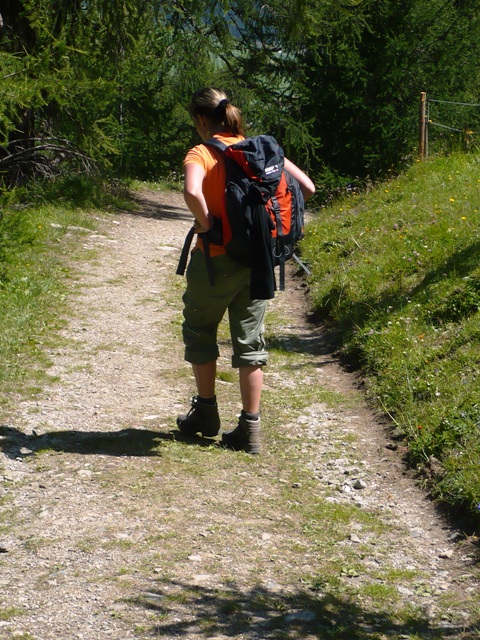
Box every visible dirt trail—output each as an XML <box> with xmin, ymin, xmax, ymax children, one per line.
<box><xmin>0</xmin><ymin>189</ymin><xmax>478</xmax><ymax>640</ymax></box>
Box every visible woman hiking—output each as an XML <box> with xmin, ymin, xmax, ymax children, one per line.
<box><xmin>177</xmin><ymin>87</ymin><xmax>315</xmax><ymax>454</ymax></box>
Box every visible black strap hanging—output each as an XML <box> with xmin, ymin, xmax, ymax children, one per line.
<box><xmin>176</xmin><ymin>226</ymin><xmax>196</xmax><ymax>277</ymax></box>
<box><xmin>176</xmin><ymin>226</ymin><xmax>216</xmax><ymax>286</ymax></box>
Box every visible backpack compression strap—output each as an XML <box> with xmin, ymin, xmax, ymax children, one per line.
<box><xmin>270</xmin><ymin>195</ymin><xmax>286</xmax><ymax>291</ymax></box>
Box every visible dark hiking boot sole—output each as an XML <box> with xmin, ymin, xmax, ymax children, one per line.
<box><xmin>177</xmin><ymin>415</ymin><xmax>220</xmax><ymax>438</ymax></box>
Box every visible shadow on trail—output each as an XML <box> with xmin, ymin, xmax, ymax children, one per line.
<box><xmin>267</xmin><ymin>331</ymin><xmax>336</xmax><ymax>358</ymax></box>
<box><xmin>0</xmin><ymin>425</ymin><xmax>216</xmax><ymax>459</ymax></box>
<box><xmin>128</xmin><ymin>192</ymin><xmax>192</xmax><ymax>222</ymax></box>
<box><xmin>265</xmin><ymin>317</ymin><xmax>341</xmax><ymax>371</ymax></box>
<box><xmin>135</xmin><ymin>579</ymin><xmax>479</xmax><ymax>639</ymax></box>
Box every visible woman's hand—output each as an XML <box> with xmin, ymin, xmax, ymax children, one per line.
<box><xmin>193</xmin><ymin>214</ymin><xmax>213</xmax><ymax>234</ymax></box>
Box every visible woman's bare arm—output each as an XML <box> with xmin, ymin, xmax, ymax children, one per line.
<box><xmin>284</xmin><ymin>158</ymin><xmax>315</xmax><ymax>200</ymax></box>
<box><xmin>183</xmin><ymin>162</ymin><xmax>212</xmax><ymax>232</ymax></box>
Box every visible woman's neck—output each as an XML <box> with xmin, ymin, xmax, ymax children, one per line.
<box><xmin>198</xmin><ymin>118</ymin><xmax>227</xmax><ymax>141</ymax></box>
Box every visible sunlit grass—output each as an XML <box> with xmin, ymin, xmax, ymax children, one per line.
<box><xmin>302</xmin><ymin>152</ymin><xmax>480</xmax><ymax>522</ymax></box>
<box><xmin>0</xmin><ymin>177</ymin><xmax>125</xmax><ymax>406</ymax></box>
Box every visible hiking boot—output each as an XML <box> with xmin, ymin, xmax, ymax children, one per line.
<box><xmin>222</xmin><ymin>411</ymin><xmax>261</xmax><ymax>454</ymax></box>
<box><xmin>177</xmin><ymin>396</ymin><xmax>220</xmax><ymax>437</ymax></box>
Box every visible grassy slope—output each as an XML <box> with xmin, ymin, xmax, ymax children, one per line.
<box><xmin>301</xmin><ymin>153</ymin><xmax>480</xmax><ymax>525</ymax></box>
<box><xmin>0</xmin><ymin>179</ymin><xmax>127</xmax><ymax>404</ymax></box>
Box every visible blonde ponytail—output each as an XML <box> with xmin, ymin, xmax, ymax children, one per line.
<box><xmin>189</xmin><ymin>88</ymin><xmax>245</xmax><ymax>136</ymax></box>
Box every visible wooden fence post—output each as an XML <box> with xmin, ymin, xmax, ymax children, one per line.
<box><xmin>418</xmin><ymin>91</ymin><xmax>427</xmax><ymax>159</ymax></box>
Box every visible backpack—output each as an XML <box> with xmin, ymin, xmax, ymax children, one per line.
<box><xmin>176</xmin><ymin>134</ymin><xmax>305</xmax><ymax>300</ymax></box>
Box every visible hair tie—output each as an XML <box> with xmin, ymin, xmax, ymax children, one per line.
<box><xmin>215</xmin><ymin>98</ymin><xmax>229</xmax><ymax>117</ymax></box>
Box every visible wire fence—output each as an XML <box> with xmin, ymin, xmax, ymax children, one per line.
<box><xmin>420</xmin><ymin>93</ymin><xmax>480</xmax><ymax>158</ymax></box>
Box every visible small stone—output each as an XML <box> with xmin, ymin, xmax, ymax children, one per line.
<box><xmin>285</xmin><ymin>610</ymin><xmax>316</xmax><ymax>623</ymax></box>
<box><xmin>192</xmin><ymin>574</ymin><xmax>212</xmax><ymax>584</ymax></box>
<box><xmin>188</xmin><ymin>554</ymin><xmax>202</xmax><ymax>562</ymax></box>
<box><xmin>437</xmin><ymin>582</ymin><xmax>450</xmax><ymax>590</ymax></box>
<box><xmin>448</xmin><ymin>531</ymin><xmax>463</xmax><ymax>542</ymax></box>
<box><xmin>423</xmin><ymin>604</ymin><xmax>436</xmax><ymax>620</ymax></box>
<box><xmin>349</xmin><ymin>533</ymin><xmax>361</xmax><ymax>543</ymax></box>
<box><xmin>439</xmin><ymin>549</ymin><xmax>454</xmax><ymax>559</ymax></box>
<box><xmin>142</xmin><ymin>592</ymin><xmax>164</xmax><ymax>601</ymax></box>
<box><xmin>353</xmin><ymin>479</ymin><xmax>367</xmax><ymax>490</ymax></box>
<box><xmin>264</xmin><ymin>579</ymin><xmax>281</xmax><ymax>592</ymax></box>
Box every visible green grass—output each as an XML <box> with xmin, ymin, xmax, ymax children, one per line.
<box><xmin>0</xmin><ymin>177</ymin><xmax>127</xmax><ymax>405</ymax></box>
<box><xmin>0</xmin><ymin>606</ymin><xmax>24</xmax><ymax>621</ymax></box>
<box><xmin>130</xmin><ymin>176</ymin><xmax>184</xmax><ymax>193</ymax></box>
<box><xmin>0</xmin><ymin>209</ymin><xmax>68</xmax><ymax>396</ymax></box>
<box><xmin>301</xmin><ymin>152</ymin><xmax>480</xmax><ymax>525</ymax></box>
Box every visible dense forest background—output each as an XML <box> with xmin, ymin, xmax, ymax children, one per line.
<box><xmin>2</xmin><ymin>0</ymin><xmax>480</xmax><ymax>196</ymax></box>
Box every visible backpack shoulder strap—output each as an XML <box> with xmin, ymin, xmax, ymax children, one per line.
<box><xmin>203</xmin><ymin>138</ymin><xmax>228</xmax><ymax>153</ymax></box>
